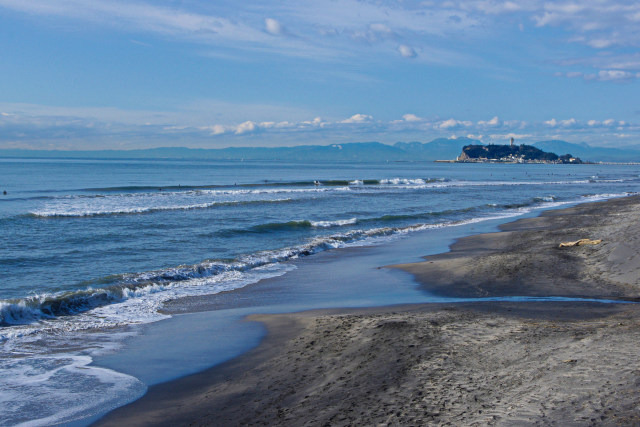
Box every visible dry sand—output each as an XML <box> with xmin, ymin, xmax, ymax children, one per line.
<box><xmin>96</xmin><ymin>196</ymin><xmax>640</xmax><ymax>426</ymax></box>
<box><xmin>398</xmin><ymin>195</ymin><xmax>640</xmax><ymax>300</ymax></box>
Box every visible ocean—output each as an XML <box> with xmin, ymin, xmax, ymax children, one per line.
<box><xmin>1</xmin><ymin>157</ymin><xmax>639</xmax><ymax>425</ymax></box>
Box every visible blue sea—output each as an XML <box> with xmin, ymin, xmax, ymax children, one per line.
<box><xmin>1</xmin><ymin>157</ymin><xmax>639</xmax><ymax>425</ymax></box>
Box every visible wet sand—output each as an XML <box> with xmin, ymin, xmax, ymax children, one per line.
<box><xmin>96</xmin><ymin>195</ymin><xmax>640</xmax><ymax>426</ymax></box>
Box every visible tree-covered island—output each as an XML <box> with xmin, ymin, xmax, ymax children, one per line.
<box><xmin>457</xmin><ymin>144</ymin><xmax>582</xmax><ymax>164</ymax></box>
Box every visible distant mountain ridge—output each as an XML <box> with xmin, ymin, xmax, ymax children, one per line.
<box><xmin>531</xmin><ymin>140</ymin><xmax>640</xmax><ymax>163</ymax></box>
<box><xmin>0</xmin><ymin>137</ymin><xmax>479</xmax><ymax>162</ymax></box>
<box><xmin>1</xmin><ymin>138</ymin><xmax>639</xmax><ymax>162</ymax></box>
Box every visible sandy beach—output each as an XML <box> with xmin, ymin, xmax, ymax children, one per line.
<box><xmin>398</xmin><ymin>195</ymin><xmax>640</xmax><ymax>300</ymax></box>
<box><xmin>95</xmin><ymin>195</ymin><xmax>640</xmax><ymax>426</ymax></box>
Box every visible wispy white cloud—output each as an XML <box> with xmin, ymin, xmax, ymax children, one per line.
<box><xmin>478</xmin><ymin>116</ymin><xmax>500</xmax><ymax>127</ymax></box>
<box><xmin>0</xmin><ymin>0</ymin><xmax>265</xmax><ymax>42</ymax></box>
<box><xmin>459</xmin><ymin>1</ymin><xmax>532</xmax><ymax>15</ymax></box>
<box><xmin>488</xmin><ymin>132</ymin><xmax>533</xmax><ymax>141</ymax></box>
<box><xmin>530</xmin><ymin>1</ymin><xmax>640</xmax><ymax>49</ymax></box>
<box><xmin>2</xmin><ymin>0</ymin><xmax>639</xmax><ymax>78</ymax></box>
<box><xmin>340</xmin><ymin>113</ymin><xmax>373</xmax><ymax>124</ymax></box>
<box><xmin>369</xmin><ymin>23</ymin><xmax>392</xmax><ymax>36</ymax></box>
<box><xmin>398</xmin><ymin>44</ymin><xmax>417</xmax><ymax>58</ymax></box>
<box><xmin>300</xmin><ymin>117</ymin><xmax>325</xmax><ymax>127</ymax></box>
<box><xmin>402</xmin><ymin>114</ymin><xmax>422</xmax><ymax>122</ymax></box>
<box><xmin>264</xmin><ymin>18</ymin><xmax>284</xmax><ymax>36</ymax></box>
<box><xmin>458</xmin><ymin>1</ymin><xmax>640</xmax><ymax>80</ymax></box>
<box><xmin>544</xmin><ymin>118</ymin><xmax>579</xmax><ymax>127</ymax></box>
<box><xmin>0</xmin><ymin>0</ymin><xmax>481</xmax><ymax>65</ymax></box>
<box><xmin>0</xmin><ymin>0</ymin><xmax>342</xmax><ymax>61</ymax></box>
<box><xmin>558</xmin><ymin>69</ymin><xmax>640</xmax><ymax>82</ymax></box>
<box><xmin>438</xmin><ymin>118</ymin><xmax>473</xmax><ymax>129</ymax></box>
<box><xmin>204</xmin><ymin>124</ymin><xmax>226</xmax><ymax>135</ymax></box>
<box><xmin>597</xmin><ymin>70</ymin><xmax>639</xmax><ymax>82</ymax></box>
<box><xmin>589</xmin><ymin>118</ymin><xmax>630</xmax><ymax>128</ymax></box>
<box><xmin>235</xmin><ymin>121</ymin><xmax>256</xmax><ymax>134</ymax></box>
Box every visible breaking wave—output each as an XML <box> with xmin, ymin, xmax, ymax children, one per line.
<box><xmin>3</xmin><ymin>191</ymin><xmax>633</xmax><ymax>331</ymax></box>
<box><xmin>213</xmin><ymin>197</ymin><xmax>568</xmax><ymax>235</ymax></box>
<box><xmin>0</xmin><ymin>214</ymin><xmax>509</xmax><ymax>328</ymax></box>
<box><xmin>23</xmin><ymin>175</ymin><xmax>637</xmax><ymax>219</ymax></box>
<box><xmin>29</xmin><ymin>198</ymin><xmax>293</xmax><ymax>218</ymax></box>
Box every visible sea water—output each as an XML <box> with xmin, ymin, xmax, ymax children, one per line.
<box><xmin>1</xmin><ymin>158</ymin><xmax>639</xmax><ymax>425</ymax></box>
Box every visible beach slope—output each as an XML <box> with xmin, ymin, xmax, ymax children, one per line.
<box><xmin>96</xmin><ymin>196</ymin><xmax>640</xmax><ymax>426</ymax></box>
<box><xmin>397</xmin><ymin>195</ymin><xmax>640</xmax><ymax>299</ymax></box>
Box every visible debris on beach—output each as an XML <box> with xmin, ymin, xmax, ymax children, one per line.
<box><xmin>558</xmin><ymin>238</ymin><xmax>603</xmax><ymax>248</ymax></box>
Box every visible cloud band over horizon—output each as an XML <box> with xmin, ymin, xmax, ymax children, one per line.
<box><xmin>1</xmin><ymin>103</ymin><xmax>637</xmax><ymax>150</ymax></box>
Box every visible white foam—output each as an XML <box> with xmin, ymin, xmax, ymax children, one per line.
<box><xmin>1</xmin><ymin>262</ymin><xmax>296</xmax><ymax>340</ymax></box>
<box><xmin>9</xmin><ymin>191</ymin><xmax>634</xmax><ymax>338</ymax></box>
<box><xmin>30</xmin><ymin>195</ymin><xmax>294</xmax><ymax>217</ymax></box>
<box><xmin>0</xmin><ymin>300</ymin><xmax>53</xmax><ymax>326</ymax></box>
<box><xmin>0</xmin><ymin>350</ymin><xmax>145</xmax><ymax>426</ymax></box>
<box><xmin>311</xmin><ymin>218</ymin><xmax>358</xmax><ymax>228</ymax></box>
<box><xmin>29</xmin><ymin>177</ymin><xmax>622</xmax><ymax>218</ymax></box>
<box><xmin>380</xmin><ymin>178</ymin><xmax>428</xmax><ymax>185</ymax></box>
<box><xmin>29</xmin><ymin>184</ymin><xmax>361</xmax><ymax>217</ymax></box>
<box><xmin>0</xmin><ymin>261</ymin><xmax>297</xmax><ymax>425</ymax></box>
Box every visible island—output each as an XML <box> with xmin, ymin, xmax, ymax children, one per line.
<box><xmin>456</xmin><ymin>143</ymin><xmax>582</xmax><ymax>164</ymax></box>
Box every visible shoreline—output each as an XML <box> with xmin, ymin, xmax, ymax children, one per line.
<box><xmin>395</xmin><ymin>195</ymin><xmax>640</xmax><ymax>300</ymax></box>
<box><xmin>95</xmin><ymin>195</ymin><xmax>640</xmax><ymax>426</ymax></box>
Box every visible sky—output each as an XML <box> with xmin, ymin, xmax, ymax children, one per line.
<box><xmin>1</xmin><ymin>0</ymin><xmax>640</xmax><ymax>150</ymax></box>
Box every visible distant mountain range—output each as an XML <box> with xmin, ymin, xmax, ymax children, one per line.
<box><xmin>1</xmin><ymin>138</ymin><xmax>639</xmax><ymax>162</ymax></box>
<box><xmin>531</xmin><ymin>140</ymin><xmax>640</xmax><ymax>163</ymax></box>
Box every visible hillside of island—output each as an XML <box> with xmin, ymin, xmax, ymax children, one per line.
<box><xmin>456</xmin><ymin>143</ymin><xmax>582</xmax><ymax>164</ymax></box>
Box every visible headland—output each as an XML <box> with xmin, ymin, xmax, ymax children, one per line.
<box><xmin>456</xmin><ymin>143</ymin><xmax>583</xmax><ymax>164</ymax></box>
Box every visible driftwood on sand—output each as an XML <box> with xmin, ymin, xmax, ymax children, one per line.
<box><xmin>558</xmin><ymin>238</ymin><xmax>602</xmax><ymax>248</ymax></box>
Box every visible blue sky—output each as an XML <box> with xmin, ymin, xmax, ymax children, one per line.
<box><xmin>1</xmin><ymin>0</ymin><xmax>640</xmax><ymax>150</ymax></box>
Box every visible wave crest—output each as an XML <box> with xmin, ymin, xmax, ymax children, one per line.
<box><xmin>29</xmin><ymin>198</ymin><xmax>292</xmax><ymax>218</ymax></box>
